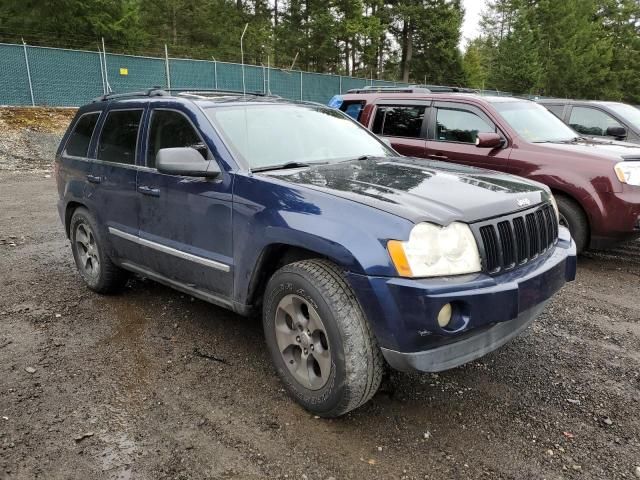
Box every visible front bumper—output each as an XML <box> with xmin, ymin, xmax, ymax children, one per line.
<box><xmin>347</xmin><ymin>227</ymin><xmax>576</xmax><ymax>373</ymax></box>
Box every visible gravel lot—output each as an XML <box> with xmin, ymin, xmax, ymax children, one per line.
<box><xmin>1</xmin><ymin>109</ymin><xmax>639</xmax><ymax>479</ymax></box>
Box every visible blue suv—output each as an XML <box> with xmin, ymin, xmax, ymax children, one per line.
<box><xmin>56</xmin><ymin>89</ymin><xmax>577</xmax><ymax>417</ymax></box>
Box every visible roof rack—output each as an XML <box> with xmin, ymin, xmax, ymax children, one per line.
<box><xmin>346</xmin><ymin>84</ymin><xmax>479</xmax><ymax>95</ymax></box>
<box><xmin>346</xmin><ymin>85</ymin><xmax>432</xmax><ymax>94</ymax></box>
<box><xmin>92</xmin><ymin>87</ymin><xmax>273</xmax><ymax>103</ymax></box>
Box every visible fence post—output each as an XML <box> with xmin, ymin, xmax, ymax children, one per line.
<box><xmin>165</xmin><ymin>44</ymin><xmax>171</xmax><ymax>89</ymax></box>
<box><xmin>21</xmin><ymin>39</ymin><xmax>35</xmax><ymax>106</ymax></box>
<box><xmin>101</xmin><ymin>38</ymin><xmax>111</xmax><ymax>93</ymax></box>
<box><xmin>212</xmin><ymin>57</ymin><xmax>218</xmax><ymax>89</ymax></box>
<box><xmin>339</xmin><ymin>75</ymin><xmax>342</xmax><ymax>94</ymax></box>
<box><xmin>263</xmin><ymin>64</ymin><xmax>266</xmax><ymax>94</ymax></box>
<box><xmin>300</xmin><ymin>71</ymin><xmax>303</xmax><ymax>100</ymax></box>
<box><xmin>98</xmin><ymin>47</ymin><xmax>106</xmax><ymax>95</ymax></box>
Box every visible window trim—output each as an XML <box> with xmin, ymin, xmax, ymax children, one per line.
<box><xmin>567</xmin><ymin>105</ymin><xmax>625</xmax><ymax>137</ymax></box>
<box><xmin>95</xmin><ymin>107</ymin><xmax>145</xmax><ymax>166</ymax></box>
<box><xmin>430</xmin><ymin>101</ymin><xmax>503</xmax><ymax>145</ymax></box>
<box><xmin>61</xmin><ymin>111</ymin><xmax>102</xmax><ymax>160</ymax></box>
<box><xmin>145</xmin><ymin>107</ymin><xmax>211</xmax><ymax>170</ymax></box>
<box><xmin>371</xmin><ymin>102</ymin><xmax>429</xmax><ymax>139</ymax></box>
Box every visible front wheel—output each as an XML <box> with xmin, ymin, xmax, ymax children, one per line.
<box><xmin>263</xmin><ymin>259</ymin><xmax>384</xmax><ymax>417</ymax></box>
<box><xmin>556</xmin><ymin>195</ymin><xmax>589</xmax><ymax>253</ymax></box>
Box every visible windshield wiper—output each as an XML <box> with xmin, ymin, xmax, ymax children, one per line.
<box><xmin>252</xmin><ymin>160</ymin><xmax>328</xmax><ymax>172</ymax></box>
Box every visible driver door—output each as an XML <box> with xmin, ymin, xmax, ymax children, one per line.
<box><xmin>136</xmin><ymin>107</ymin><xmax>234</xmax><ymax>299</ymax></box>
<box><xmin>425</xmin><ymin>101</ymin><xmax>511</xmax><ymax>172</ymax></box>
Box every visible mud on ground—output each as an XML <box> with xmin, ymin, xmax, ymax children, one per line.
<box><xmin>0</xmin><ymin>108</ymin><xmax>639</xmax><ymax>479</ymax></box>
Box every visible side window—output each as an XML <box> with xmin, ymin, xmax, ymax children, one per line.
<box><xmin>569</xmin><ymin>107</ymin><xmax>622</xmax><ymax>136</ymax></box>
<box><xmin>372</xmin><ymin>105</ymin><xmax>425</xmax><ymax>138</ymax></box>
<box><xmin>97</xmin><ymin>110</ymin><xmax>143</xmax><ymax>165</ymax></box>
<box><xmin>64</xmin><ymin>112</ymin><xmax>100</xmax><ymax>157</ymax></box>
<box><xmin>545</xmin><ymin>104</ymin><xmax>564</xmax><ymax>119</ymax></box>
<box><xmin>147</xmin><ymin>110</ymin><xmax>206</xmax><ymax>168</ymax></box>
<box><xmin>340</xmin><ymin>101</ymin><xmax>365</xmax><ymax>121</ymax></box>
<box><xmin>435</xmin><ymin>107</ymin><xmax>494</xmax><ymax>143</ymax></box>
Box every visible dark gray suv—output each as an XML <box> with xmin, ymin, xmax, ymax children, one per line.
<box><xmin>537</xmin><ymin>99</ymin><xmax>640</xmax><ymax>144</ymax></box>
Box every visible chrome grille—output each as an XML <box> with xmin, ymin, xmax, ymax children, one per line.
<box><xmin>474</xmin><ymin>203</ymin><xmax>559</xmax><ymax>274</ymax></box>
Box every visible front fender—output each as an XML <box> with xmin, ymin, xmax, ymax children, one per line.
<box><xmin>232</xmin><ymin>173</ymin><xmax>414</xmax><ymax>305</ymax></box>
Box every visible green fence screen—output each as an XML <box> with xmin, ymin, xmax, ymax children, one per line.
<box><xmin>0</xmin><ymin>42</ymin><xmax>406</xmax><ymax>107</ymax></box>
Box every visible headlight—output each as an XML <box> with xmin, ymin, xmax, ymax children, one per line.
<box><xmin>387</xmin><ymin>222</ymin><xmax>482</xmax><ymax>278</ymax></box>
<box><xmin>615</xmin><ymin>161</ymin><xmax>640</xmax><ymax>186</ymax></box>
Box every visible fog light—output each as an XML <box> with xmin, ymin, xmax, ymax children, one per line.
<box><xmin>437</xmin><ymin>303</ymin><xmax>453</xmax><ymax>328</ymax></box>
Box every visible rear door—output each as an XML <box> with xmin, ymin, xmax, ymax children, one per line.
<box><xmin>135</xmin><ymin>106</ymin><xmax>234</xmax><ymax>300</ymax></box>
<box><xmin>89</xmin><ymin>105</ymin><xmax>146</xmax><ymax>264</ymax></box>
<box><xmin>425</xmin><ymin>101</ymin><xmax>511</xmax><ymax>171</ymax></box>
<box><xmin>369</xmin><ymin>101</ymin><xmax>428</xmax><ymax>157</ymax></box>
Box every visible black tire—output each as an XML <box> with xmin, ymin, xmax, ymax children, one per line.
<box><xmin>263</xmin><ymin>259</ymin><xmax>384</xmax><ymax>417</ymax></box>
<box><xmin>69</xmin><ymin>207</ymin><xmax>127</xmax><ymax>293</ymax></box>
<box><xmin>556</xmin><ymin>195</ymin><xmax>589</xmax><ymax>253</ymax></box>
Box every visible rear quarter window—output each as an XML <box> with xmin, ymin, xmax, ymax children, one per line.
<box><xmin>64</xmin><ymin>112</ymin><xmax>100</xmax><ymax>157</ymax></box>
<box><xmin>339</xmin><ymin>101</ymin><xmax>365</xmax><ymax>121</ymax></box>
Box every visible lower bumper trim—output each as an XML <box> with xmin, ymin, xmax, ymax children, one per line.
<box><xmin>381</xmin><ymin>301</ymin><xmax>548</xmax><ymax>373</ymax></box>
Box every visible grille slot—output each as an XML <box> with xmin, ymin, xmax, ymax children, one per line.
<box><xmin>475</xmin><ymin>203</ymin><xmax>559</xmax><ymax>274</ymax></box>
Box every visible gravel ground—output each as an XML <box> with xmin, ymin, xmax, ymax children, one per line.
<box><xmin>1</xmin><ymin>109</ymin><xmax>639</xmax><ymax>479</ymax></box>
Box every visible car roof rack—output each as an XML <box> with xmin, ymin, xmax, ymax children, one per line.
<box><xmin>346</xmin><ymin>85</ymin><xmax>432</xmax><ymax>94</ymax></box>
<box><xmin>346</xmin><ymin>84</ymin><xmax>479</xmax><ymax>95</ymax></box>
<box><xmin>92</xmin><ymin>87</ymin><xmax>273</xmax><ymax>103</ymax></box>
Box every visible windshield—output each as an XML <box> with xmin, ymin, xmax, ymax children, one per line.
<box><xmin>605</xmin><ymin>102</ymin><xmax>640</xmax><ymax>129</ymax></box>
<box><xmin>206</xmin><ymin>104</ymin><xmax>393</xmax><ymax>170</ymax></box>
<box><xmin>493</xmin><ymin>101</ymin><xmax>577</xmax><ymax>143</ymax></box>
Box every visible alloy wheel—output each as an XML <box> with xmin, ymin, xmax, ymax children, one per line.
<box><xmin>274</xmin><ymin>294</ymin><xmax>332</xmax><ymax>390</ymax></box>
<box><xmin>75</xmin><ymin>222</ymin><xmax>100</xmax><ymax>279</ymax></box>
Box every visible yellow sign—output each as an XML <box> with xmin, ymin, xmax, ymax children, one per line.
<box><xmin>119</xmin><ymin>67</ymin><xmax>128</xmax><ymax>76</ymax></box>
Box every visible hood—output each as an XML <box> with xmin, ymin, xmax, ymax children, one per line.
<box><xmin>263</xmin><ymin>157</ymin><xmax>550</xmax><ymax>225</ymax></box>
<box><xmin>535</xmin><ymin>137</ymin><xmax>640</xmax><ymax>161</ymax></box>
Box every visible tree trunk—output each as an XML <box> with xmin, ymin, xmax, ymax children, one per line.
<box><xmin>401</xmin><ymin>18</ymin><xmax>412</xmax><ymax>83</ymax></box>
<box><xmin>171</xmin><ymin>5</ymin><xmax>177</xmax><ymax>45</ymax></box>
<box><xmin>274</xmin><ymin>0</ymin><xmax>278</xmax><ymax>27</ymax></box>
<box><xmin>345</xmin><ymin>39</ymin><xmax>350</xmax><ymax>76</ymax></box>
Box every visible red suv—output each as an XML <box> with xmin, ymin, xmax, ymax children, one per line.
<box><xmin>332</xmin><ymin>89</ymin><xmax>640</xmax><ymax>252</ymax></box>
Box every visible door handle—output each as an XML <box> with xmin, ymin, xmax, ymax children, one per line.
<box><xmin>430</xmin><ymin>153</ymin><xmax>449</xmax><ymax>160</ymax></box>
<box><xmin>86</xmin><ymin>174</ymin><xmax>102</xmax><ymax>184</ymax></box>
<box><xmin>138</xmin><ymin>185</ymin><xmax>160</xmax><ymax>197</ymax></box>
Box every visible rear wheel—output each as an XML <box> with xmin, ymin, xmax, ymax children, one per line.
<box><xmin>556</xmin><ymin>195</ymin><xmax>589</xmax><ymax>253</ymax></box>
<box><xmin>263</xmin><ymin>259</ymin><xmax>384</xmax><ymax>417</ymax></box>
<box><xmin>69</xmin><ymin>208</ymin><xmax>127</xmax><ymax>293</ymax></box>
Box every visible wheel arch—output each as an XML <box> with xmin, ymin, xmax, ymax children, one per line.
<box><xmin>245</xmin><ymin>243</ymin><xmax>335</xmax><ymax>310</ymax></box>
<box><xmin>64</xmin><ymin>201</ymin><xmax>87</xmax><ymax>238</ymax></box>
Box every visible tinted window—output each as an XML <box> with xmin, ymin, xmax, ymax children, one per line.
<box><xmin>435</xmin><ymin>108</ymin><xmax>494</xmax><ymax>143</ymax></box>
<box><xmin>569</xmin><ymin>107</ymin><xmax>622</xmax><ymax>136</ymax></box>
<box><xmin>544</xmin><ymin>104</ymin><xmax>564</xmax><ymax>119</ymax></box>
<box><xmin>147</xmin><ymin>110</ymin><xmax>206</xmax><ymax>168</ymax></box>
<box><xmin>97</xmin><ymin>110</ymin><xmax>143</xmax><ymax>164</ymax></box>
<box><xmin>372</xmin><ymin>106</ymin><xmax>425</xmax><ymax>138</ymax></box>
<box><xmin>340</xmin><ymin>101</ymin><xmax>365</xmax><ymax>121</ymax></box>
<box><xmin>64</xmin><ymin>113</ymin><xmax>99</xmax><ymax>157</ymax></box>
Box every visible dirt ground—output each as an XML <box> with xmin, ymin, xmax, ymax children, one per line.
<box><xmin>1</xmin><ymin>108</ymin><xmax>640</xmax><ymax>480</ymax></box>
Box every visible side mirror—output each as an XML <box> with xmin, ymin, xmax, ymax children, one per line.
<box><xmin>156</xmin><ymin>147</ymin><xmax>221</xmax><ymax>178</ymax></box>
<box><xmin>606</xmin><ymin>126</ymin><xmax>627</xmax><ymax>139</ymax></box>
<box><xmin>475</xmin><ymin>132</ymin><xmax>504</xmax><ymax>149</ymax></box>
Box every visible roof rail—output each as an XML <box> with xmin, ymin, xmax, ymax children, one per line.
<box><xmin>92</xmin><ymin>87</ymin><xmax>273</xmax><ymax>103</ymax></box>
<box><xmin>346</xmin><ymin>85</ymin><xmax>432</xmax><ymax>94</ymax></box>
<box><xmin>346</xmin><ymin>84</ymin><xmax>480</xmax><ymax>95</ymax></box>
<box><xmin>92</xmin><ymin>88</ymin><xmax>168</xmax><ymax>103</ymax></box>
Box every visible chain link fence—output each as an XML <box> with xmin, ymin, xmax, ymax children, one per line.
<box><xmin>0</xmin><ymin>42</ymin><xmax>407</xmax><ymax>107</ymax></box>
